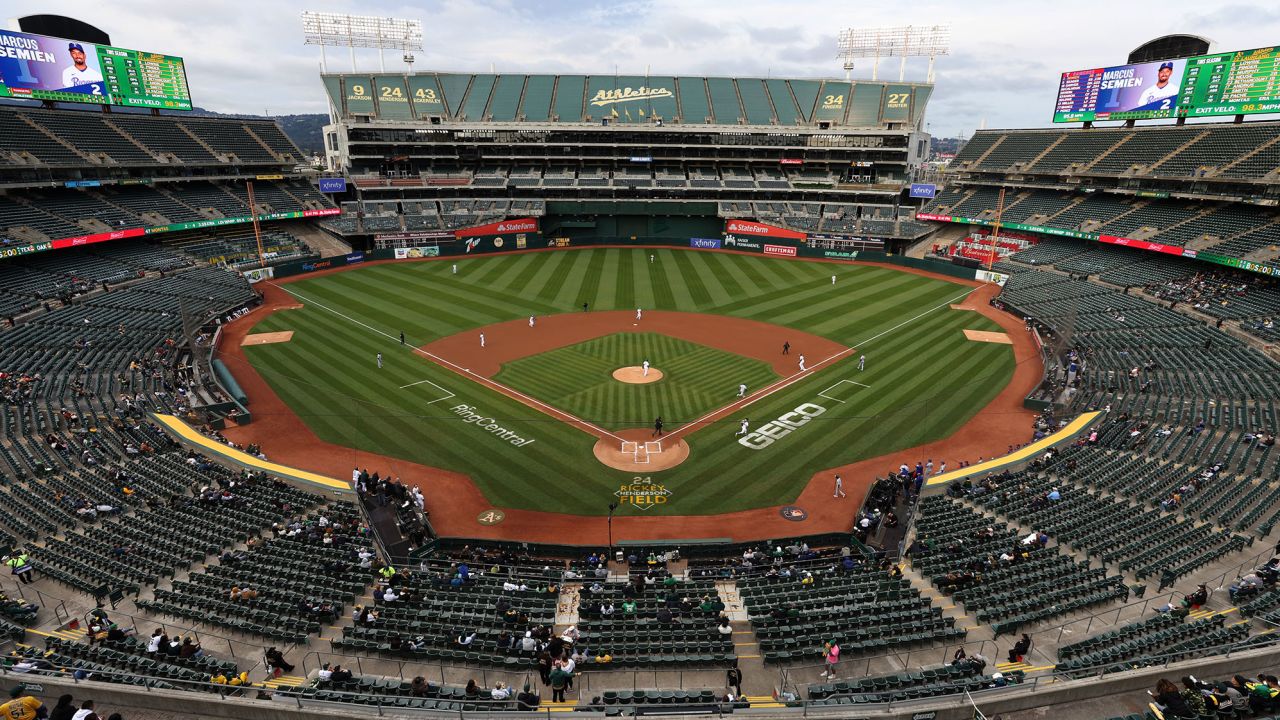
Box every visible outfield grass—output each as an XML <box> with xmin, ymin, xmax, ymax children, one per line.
<box><xmin>493</xmin><ymin>333</ymin><xmax>778</xmax><ymax>431</ymax></box>
<box><xmin>239</xmin><ymin>248</ymin><xmax>1015</xmax><ymax>516</ymax></box>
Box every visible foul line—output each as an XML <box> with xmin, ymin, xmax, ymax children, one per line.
<box><xmin>267</xmin><ymin>282</ymin><xmax>626</xmax><ymax>442</ymax></box>
<box><xmin>666</xmin><ymin>286</ymin><xmax>979</xmax><ymax>439</ymax></box>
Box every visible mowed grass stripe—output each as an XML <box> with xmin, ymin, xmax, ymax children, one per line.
<box><xmin>632</xmin><ymin>250</ymin><xmax>658</xmax><ymax>309</ymax></box>
<box><xmin>244</xmin><ymin>249</ymin><xmax>1017</xmax><ymax>515</ymax></box>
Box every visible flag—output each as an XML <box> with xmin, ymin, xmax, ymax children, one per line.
<box><xmin>624</xmin><ymin>108</ymin><xmax>632</xmax><ymax>121</ymax></box>
<box><xmin>610</xmin><ymin>107</ymin><xmax>618</xmax><ymax>118</ymax></box>
<box><xmin>638</xmin><ymin>108</ymin><xmax>645</xmax><ymax>117</ymax></box>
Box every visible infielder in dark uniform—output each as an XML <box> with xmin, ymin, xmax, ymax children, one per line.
<box><xmin>653</xmin><ymin>416</ymin><xmax>664</xmax><ymax>437</ymax></box>
<box><xmin>783</xmin><ymin>341</ymin><xmax>790</xmax><ymax>355</ymax></box>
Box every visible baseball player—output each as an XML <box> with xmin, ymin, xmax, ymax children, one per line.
<box><xmin>737</xmin><ymin>383</ymin><xmax>747</xmax><ymax>398</ymax></box>
<box><xmin>834</xmin><ymin>474</ymin><xmax>846</xmax><ymax>498</ymax></box>
<box><xmin>376</xmin><ymin>353</ymin><xmax>383</xmax><ymax>369</ymax></box>
<box><xmin>650</xmin><ymin>254</ymin><xmax>655</xmax><ymax>264</ymax></box>
<box><xmin>858</xmin><ymin>354</ymin><xmax>865</xmax><ymax>371</ymax></box>
<box><xmin>831</xmin><ymin>275</ymin><xmax>836</xmax><ymax>285</ymax></box>
<box><xmin>399</xmin><ymin>331</ymin><xmax>405</xmax><ymax>345</ymax></box>
<box><xmin>642</xmin><ymin>360</ymin><xmax>650</xmax><ymax>377</ymax></box>
<box><xmin>653</xmin><ymin>416</ymin><xmax>664</xmax><ymax>437</ymax></box>
<box><xmin>480</xmin><ymin>332</ymin><xmax>485</xmax><ymax>348</ymax></box>
<box><xmin>782</xmin><ymin>341</ymin><xmax>790</xmax><ymax>355</ymax></box>
<box><xmin>1139</xmin><ymin>61</ymin><xmax>1179</xmax><ymax>107</ymax></box>
<box><xmin>452</xmin><ymin>264</ymin><xmax>457</xmax><ymax>274</ymax></box>
<box><xmin>529</xmin><ymin>315</ymin><xmax>535</xmax><ymax>328</ymax></box>
<box><xmin>736</xmin><ymin>419</ymin><xmax>750</xmax><ymax>436</ymax></box>
<box><xmin>798</xmin><ymin>354</ymin><xmax>806</xmax><ymax>371</ymax></box>
<box><xmin>636</xmin><ymin>307</ymin><xmax>643</xmax><ymax>321</ymax></box>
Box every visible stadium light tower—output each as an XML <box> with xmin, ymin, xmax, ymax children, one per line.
<box><xmin>301</xmin><ymin>12</ymin><xmax>424</xmax><ymax>73</ymax></box>
<box><xmin>836</xmin><ymin>25</ymin><xmax>951</xmax><ymax>83</ymax></box>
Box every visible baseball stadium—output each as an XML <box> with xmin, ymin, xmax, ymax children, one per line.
<box><xmin>0</xmin><ymin>9</ymin><xmax>1279</xmax><ymax>720</ymax></box>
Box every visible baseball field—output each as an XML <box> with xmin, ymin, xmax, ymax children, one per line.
<box><xmin>229</xmin><ymin>248</ymin><xmax>1017</xmax><ymax>517</ymax></box>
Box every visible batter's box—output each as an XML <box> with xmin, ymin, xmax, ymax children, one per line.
<box><xmin>818</xmin><ymin>379</ymin><xmax>871</xmax><ymax>404</ymax></box>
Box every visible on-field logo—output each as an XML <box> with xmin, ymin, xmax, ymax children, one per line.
<box><xmin>615</xmin><ymin>478</ymin><xmax>672</xmax><ymax>509</ymax></box>
<box><xmin>738</xmin><ymin>402</ymin><xmax>827</xmax><ymax>450</ymax></box>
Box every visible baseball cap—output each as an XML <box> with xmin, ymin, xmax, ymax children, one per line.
<box><xmin>1159</xmin><ymin>62</ymin><xmax>1174</xmax><ymax>70</ymax></box>
<box><xmin>68</xmin><ymin>42</ymin><xmax>84</xmax><ymax>52</ymax></box>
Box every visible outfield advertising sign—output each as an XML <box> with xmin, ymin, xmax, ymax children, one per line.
<box><xmin>690</xmin><ymin>238</ymin><xmax>721</xmax><ymax>249</ymax></box>
<box><xmin>724</xmin><ymin>219</ymin><xmax>807</xmax><ymax>240</ymax></box>
<box><xmin>909</xmin><ymin>183</ymin><xmax>937</xmax><ymax>199</ymax></box>
<box><xmin>764</xmin><ymin>244</ymin><xmax>798</xmax><ymax>257</ymax></box>
<box><xmin>393</xmin><ymin>247</ymin><xmax>442</xmax><ymax>259</ymax></box>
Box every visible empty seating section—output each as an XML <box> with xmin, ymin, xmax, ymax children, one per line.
<box><xmin>104</xmin><ymin>186</ymin><xmax>204</xmax><ymax>224</ymax></box>
<box><xmin>951</xmin><ymin>131</ymin><xmax>1003</xmax><ymax>167</ymax></box>
<box><xmin>913</xmin><ymin>496</ymin><xmax>1128</xmax><ymax>635</ymax></box>
<box><xmin>806</xmin><ymin>664</ymin><xmax>1022</xmax><ymax>705</ymax></box>
<box><xmin>29</xmin><ymin>113</ymin><xmax>156</xmax><ymax>165</ymax></box>
<box><xmin>177</xmin><ymin>119</ymin><xmax>277</xmax><ymax>163</ymax></box>
<box><xmin>975</xmin><ymin>133</ymin><xmax>1058</xmax><ymax>170</ymax></box>
<box><xmin>740</xmin><ymin>557</ymin><xmax>961</xmax><ymax>663</ymax></box>
<box><xmin>0</xmin><ymin>109</ymin><xmax>86</xmax><ymax>165</ymax></box>
<box><xmin>107</xmin><ymin>115</ymin><xmax>218</xmax><ymax>163</ymax></box>
<box><xmin>1002</xmin><ymin>191</ymin><xmax>1077</xmax><ymax>224</ymax></box>
<box><xmin>576</xmin><ymin>576</ymin><xmax>735</xmax><ymax>667</ymax></box>
<box><xmin>1054</xmin><ymin>613</ymin><xmax>1246</xmax><ymax>676</ymax></box>
<box><xmin>1027</xmin><ymin>132</ymin><xmax>1122</xmax><ymax>173</ymax></box>
<box><xmin>1091</xmin><ymin>127</ymin><xmax>1202</xmax><ymax>175</ymax></box>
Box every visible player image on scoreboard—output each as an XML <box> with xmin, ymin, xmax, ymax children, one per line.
<box><xmin>0</xmin><ymin>29</ymin><xmax>107</xmax><ymax>100</ymax></box>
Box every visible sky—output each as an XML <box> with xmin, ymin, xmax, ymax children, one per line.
<box><xmin>7</xmin><ymin>0</ymin><xmax>1280</xmax><ymax>136</ymax></box>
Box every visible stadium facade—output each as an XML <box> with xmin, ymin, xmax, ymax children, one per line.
<box><xmin>317</xmin><ymin>72</ymin><xmax>935</xmax><ymax>249</ymax></box>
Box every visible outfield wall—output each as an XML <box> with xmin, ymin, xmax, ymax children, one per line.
<box><xmin>271</xmin><ymin>236</ymin><xmax>978</xmax><ymax>282</ymax></box>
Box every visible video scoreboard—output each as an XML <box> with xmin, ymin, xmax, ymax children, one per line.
<box><xmin>1054</xmin><ymin>45</ymin><xmax>1280</xmax><ymax>122</ymax></box>
<box><xmin>0</xmin><ymin>29</ymin><xmax>192</xmax><ymax>110</ymax></box>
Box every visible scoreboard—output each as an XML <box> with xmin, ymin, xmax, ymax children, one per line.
<box><xmin>1054</xmin><ymin>45</ymin><xmax>1280</xmax><ymax>122</ymax></box>
<box><xmin>1179</xmin><ymin>46</ymin><xmax>1280</xmax><ymax>118</ymax></box>
<box><xmin>0</xmin><ymin>29</ymin><xmax>191</xmax><ymax>110</ymax></box>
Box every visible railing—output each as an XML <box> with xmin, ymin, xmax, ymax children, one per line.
<box><xmin>777</xmin><ymin>638</ymin><xmax>1003</xmax><ymax>696</ymax></box>
<box><xmin>6</xmin><ymin>634</ymin><xmax>1280</xmax><ymax>718</ymax></box>
<box><xmin>3</xmin><ymin>578</ymin><xmax>69</xmax><ymax>627</ymax></box>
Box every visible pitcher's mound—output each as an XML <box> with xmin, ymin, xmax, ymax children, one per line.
<box><xmin>594</xmin><ymin>436</ymin><xmax>689</xmax><ymax>471</ymax></box>
<box><xmin>613</xmin><ymin>366</ymin><xmax>664</xmax><ymax>384</ymax></box>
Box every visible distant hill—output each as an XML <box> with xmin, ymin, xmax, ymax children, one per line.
<box><xmin>187</xmin><ymin>107</ymin><xmax>328</xmax><ymax>156</ymax></box>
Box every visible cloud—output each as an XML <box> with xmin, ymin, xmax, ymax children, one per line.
<box><xmin>3</xmin><ymin>0</ymin><xmax>1278</xmax><ymax>135</ymax></box>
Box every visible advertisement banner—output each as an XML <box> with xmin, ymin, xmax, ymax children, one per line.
<box><xmin>377</xmin><ymin>231</ymin><xmax>453</xmax><ymax>243</ymax></box>
<box><xmin>303</xmin><ymin>208</ymin><xmax>342</xmax><ymax>218</ymax></box>
<box><xmin>242</xmin><ymin>267</ymin><xmax>275</xmax><ymax>284</ymax></box>
<box><xmin>779</xmin><ymin>158</ymin><xmax>804</xmax><ymax>165</ymax></box>
<box><xmin>722</xmin><ymin>235</ymin><xmax>763</xmax><ymax>251</ymax></box>
<box><xmin>823</xmin><ymin>250</ymin><xmax>860</xmax><ymax>260</ymax></box>
<box><xmin>909</xmin><ymin>183</ymin><xmax>937</xmax><ymax>199</ymax></box>
<box><xmin>764</xmin><ymin>244</ymin><xmax>798</xmax><ymax>257</ymax></box>
<box><xmin>318</xmin><ymin>177</ymin><xmax>347</xmax><ymax>193</ymax></box>
<box><xmin>344</xmin><ymin>251</ymin><xmax>365</xmax><ymax>265</ymax></box>
<box><xmin>724</xmin><ymin>219</ymin><xmax>807</xmax><ymax>240</ymax></box>
<box><xmin>976</xmin><ymin>269</ymin><xmax>1009</xmax><ymax>286</ymax></box>
<box><xmin>393</xmin><ymin>247</ymin><xmax>442</xmax><ymax>259</ymax></box>
<box><xmin>689</xmin><ymin>238</ymin><xmax>721</xmax><ymax>249</ymax></box>
<box><xmin>455</xmin><ymin>217</ymin><xmax>539</xmax><ymax>238</ymax></box>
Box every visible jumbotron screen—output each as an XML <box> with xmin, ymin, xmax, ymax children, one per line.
<box><xmin>0</xmin><ymin>29</ymin><xmax>192</xmax><ymax>110</ymax></box>
<box><xmin>1054</xmin><ymin>45</ymin><xmax>1280</xmax><ymax>122</ymax></box>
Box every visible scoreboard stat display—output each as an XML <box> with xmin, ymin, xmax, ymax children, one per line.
<box><xmin>1054</xmin><ymin>45</ymin><xmax>1280</xmax><ymax>122</ymax></box>
<box><xmin>0</xmin><ymin>28</ymin><xmax>191</xmax><ymax>110</ymax></box>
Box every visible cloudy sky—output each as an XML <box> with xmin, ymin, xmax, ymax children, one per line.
<box><xmin>8</xmin><ymin>0</ymin><xmax>1280</xmax><ymax>136</ymax></box>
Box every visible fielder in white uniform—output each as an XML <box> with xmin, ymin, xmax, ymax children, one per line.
<box><xmin>736</xmin><ymin>419</ymin><xmax>749</xmax><ymax>436</ymax></box>
<box><xmin>376</xmin><ymin>353</ymin><xmax>383</xmax><ymax>369</ymax></box>
<box><xmin>636</xmin><ymin>308</ymin><xmax>643</xmax><ymax>321</ymax></box>
<box><xmin>452</xmin><ymin>264</ymin><xmax>457</xmax><ymax>274</ymax></box>
<box><xmin>737</xmin><ymin>383</ymin><xmax>747</xmax><ymax>398</ymax></box>
<box><xmin>480</xmin><ymin>332</ymin><xmax>485</xmax><ymax>347</ymax></box>
<box><xmin>858</xmin><ymin>355</ymin><xmax>865</xmax><ymax>371</ymax></box>
<box><xmin>834</xmin><ymin>474</ymin><xmax>846</xmax><ymax>498</ymax></box>
<box><xmin>798</xmin><ymin>354</ymin><xmax>806</xmax><ymax>371</ymax></box>
<box><xmin>831</xmin><ymin>275</ymin><xmax>836</xmax><ymax>285</ymax></box>
<box><xmin>529</xmin><ymin>315</ymin><xmax>535</xmax><ymax>328</ymax></box>
<box><xmin>642</xmin><ymin>360</ymin><xmax>650</xmax><ymax>377</ymax></box>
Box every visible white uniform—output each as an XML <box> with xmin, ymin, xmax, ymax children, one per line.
<box><xmin>376</xmin><ymin>353</ymin><xmax>383</xmax><ymax>368</ymax></box>
<box><xmin>831</xmin><ymin>275</ymin><xmax>836</xmax><ymax>285</ymax></box>
<box><xmin>529</xmin><ymin>315</ymin><xmax>535</xmax><ymax>327</ymax></box>
<box><xmin>737</xmin><ymin>384</ymin><xmax>747</xmax><ymax>398</ymax></box>
<box><xmin>62</xmin><ymin>64</ymin><xmax>103</xmax><ymax>89</ymax></box>
<box><xmin>636</xmin><ymin>308</ymin><xmax>643</xmax><ymax>320</ymax></box>
<box><xmin>452</xmin><ymin>264</ymin><xmax>457</xmax><ymax>274</ymax></box>
<box><xmin>798</xmin><ymin>355</ymin><xmax>806</xmax><ymax>371</ymax></box>
<box><xmin>642</xmin><ymin>360</ymin><xmax>650</xmax><ymax>377</ymax></box>
<box><xmin>1139</xmin><ymin>81</ymin><xmax>1178</xmax><ymax>107</ymax></box>
<box><xmin>737</xmin><ymin>419</ymin><xmax>749</xmax><ymax>436</ymax></box>
<box><xmin>858</xmin><ymin>355</ymin><xmax>865</xmax><ymax>371</ymax></box>
<box><xmin>480</xmin><ymin>333</ymin><xmax>485</xmax><ymax>347</ymax></box>
<box><xmin>834</xmin><ymin>474</ymin><xmax>846</xmax><ymax>498</ymax></box>
<box><xmin>650</xmin><ymin>254</ymin><xmax>655</xmax><ymax>263</ymax></box>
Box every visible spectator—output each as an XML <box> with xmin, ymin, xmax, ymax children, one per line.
<box><xmin>264</xmin><ymin>646</ymin><xmax>295</xmax><ymax>678</ymax></box>
<box><xmin>549</xmin><ymin>665</ymin><xmax>571</xmax><ymax>702</ymax></box>
<box><xmin>1008</xmin><ymin>633</ymin><xmax>1031</xmax><ymax>664</ymax></box>
<box><xmin>491</xmin><ymin>681</ymin><xmax>511</xmax><ymax>700</ymax></box>
<box><xmin>49</xmin><ymin>694</ymin><xmax>76</xmax><ymax>720</ymax></box>
<box><xmin>819</xmin><ymin>639</ymin><xmax>840</xmax><ymax>678</ymax></box>
<box><xmin>330</xmin><ymin>665</ymin><xmax>353</xmax><ymax>683</ymax></box>
<box><xmin>516</xmin><ymin>682</ymin><xmax>540</xmax><ymax>710</ymax></box>
<box><xmin>72</xmin><ymin>700</ymin><xmax>101</xmax><ymax>720</ymax></box>
<box><xmin>1151</xmin><ymin>678</ymin><xmax>1193</xmax><ymax>718</ymax></box>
